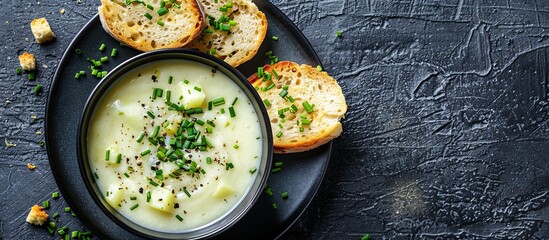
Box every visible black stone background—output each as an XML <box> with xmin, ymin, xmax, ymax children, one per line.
<box><xmin>1</xmin><ymin>0</ymin><xmax>549</xmax><ymax>239</ymax></box>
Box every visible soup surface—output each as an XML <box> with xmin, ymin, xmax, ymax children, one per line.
<box><xmin>87</xmin><ymin>59</ymin><xmax>262</xmax><ymax>232</ymax></box>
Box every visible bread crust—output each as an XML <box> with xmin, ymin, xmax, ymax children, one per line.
<box><xmin>98</xmin><ymin>0</ymin><xmax>204</xmax><ymax>52</ymax></box>
<box><xmin>249</xmin><ymin>61</ymin><xmax>347</xmax><ymax>154</ymax></box>
<box><xmin>189</xmin><ymin>0</ymin><xmax>267</xmax><ymax>67</ymax></box>
<box><xmin>30</xmin><ymin>18</ymin><xmax>55</xmax><ymax>44</ymax></box>
<box><xmin>19</xmin><ymin>52</ymin><xmax>36</xmax><ymax>71</ymax></box>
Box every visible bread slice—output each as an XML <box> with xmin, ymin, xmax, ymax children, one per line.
<box><xmin>248</xmin><ymin>61</ymin><xmax>347</xmax><ymax>153</ymax></box>
<box><xmin>98</xmin><ymin>0</ymin><xmax>204</xmax><ymax>52</ymax></box>
<box><xmin>188</xmin><ymin>0</ymin><xmax>267</xmax><ymax>67</ymax></box>
<box><xmin>30</xmin><ymin>18</ymin><xmax>55</xmax><ymax>44</ymax></box>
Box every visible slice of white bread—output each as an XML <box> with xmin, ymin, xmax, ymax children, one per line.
<box><xmin>248</xmin><ymin>61</ymin><xmax>347</xmax><ymax>153</ymax></box>
<box><xmin>98</xmin><ymin>0</ymin><xmax>204</xmax><ymax>52</ymax></box>
<box><xmin>30</xmin><ymin>18</ymin><xmax>55</xmax><ymax>44</ymax></box>
<box><xmin>188</xmin><ymin>0</ymin><xmax>267</xmax><ymax>67</ymax></box>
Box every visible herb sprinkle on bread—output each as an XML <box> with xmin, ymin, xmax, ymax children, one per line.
<box><xmin>98</xmin><ymin>0</ymin><xmax>204</xmax><ymax>52</ymax></box>
<box><xmin>249</xmin><ymin>61</ymin><xmax>347</xmax><ymax>153</ymax></box>
<box><xmin>188</xmin><ymin>0</ymin><xmax>267</xmax><ymax>67</ymax></box>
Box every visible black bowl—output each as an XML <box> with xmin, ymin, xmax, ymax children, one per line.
<box><xmin>77</xmin><ymin>49</ymin><xmax>273</xmax><ymax>239</ymax></box>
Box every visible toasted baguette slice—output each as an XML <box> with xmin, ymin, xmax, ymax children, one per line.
<box><xmin>98</xmin><ymin>0</ymin><xmax>204</xmax><ymax>52</ymax></box>
<box><xmin>249</xmin><ymin>61</ymin><xmax>347</xmax><ymax>153</ymax></box>
<box><xmin>188</xmin><ymin>0</ymin><xmax>267</xmax><ymax>67</ymax></box>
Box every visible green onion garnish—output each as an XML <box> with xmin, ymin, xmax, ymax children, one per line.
<box><xmin>228</xmin><ymin>106</ymin><xmax>236</xmax><ymax>118</ymax></box>
<box><xmin>194</xmin><ymin>86</ymin><xmax>202</xmax><ymax>92</ymax></box>
<box><xmin>275</xmin><ymin>161</ymin><xmax>283</xmax><ymax>167</ymax></box>
<box><xmin>272</xmin><ymin>36</ymin><xmax>279</xmax><ymax>41</ymax></box>
<box><xmin>226</xmin><ymin>162</ymin><xmax>234</xmax><ymax>170</ymax></box>
<box><xmin>302</xmin><ymin>101</ymin><xmax>314</xmax><ymax>113</ymax></box>
<box><xmin>75</xmin><ymin>49</ymin><xmax>82</xmax><ymax>54</ymax></box>
<box><xmin>176</xmin><ymin>214</ymin><xmax>184</xmax><ymax>221</ymax></box>
<box><xmin>42</xmin><ymin>200</ymin><xmax>50</xmax><ymax>209</ymax></box>
<box><xmin>130</xmin><ymin>204</ymin><xmax>139</xmax><ymax>210</ymax></box>
<box><xmin>249</xmin><ymin>168</ymin><xmax>257</xmax><ymax>174</ymax></box>
<box><xmin>257</xmin><ymin>67</ymin><xmax>264</xmax><ymax>78</ymax></box>
<box><xmin>272</xmin><ymin>167</ymin><xmax>281</xmax><ymax>173</ymax></box>
<box><xmin>263</xmin><ymin>99</ymin><xmax>271</xmax><ymax>107</ymax></box>
<box><xmin>316</xmin><ymin>65</ymin><xmax>323</xmax><ymax>72</ymax></box>
<box><xmin>136</xmin><ymin>131</ymin><xmax>145</xmax><ymax>143</ymax></box>
<box><xmin>124</xmin><ymin>172</ymin><xmax>130</xmax><ymax>178</ymax></box>
<box><xmin>140</xmin><ymin>149</ymin><xmax>151</xmax><ymax>156</ymax></box>
<box><xmin>147</xmin><ymin>111</ymin><xmax>155</xmax><ymax>119</ymax></box>
<box><xmin>52</xmin><ymin>192</ymin><xmax>59</xmax><ymax>199</ymax></box>
<box><xmin>64</xmin><ymin>207</ymin><xmax>71</xmax><ymax>212</ymax></box>
<box><xmin>105</xmin><ymin>149</ymin><xmax>110</xmax><ymax>161</ymax></box>
<box><xmin>130</xmin><ymin>196</ymin><xmax>137</xmax><ymax>200</ymax></box>
<box><xmin>276</xmin><ymin>131</ymin><xmax>283</xmax><ymax>138</ymax></box>
<box><xmin>148</xmin><ymin>178</ymin><xmax>159</xmax><ymax>187</ymax></box>
<box><xmin>279</xmin><ymin>89</ymin><xmax>288</xmax><ymax>98</ymax></box>
<box><xmin>212</xmin><ymin>97</ymin><xmax>225</xmax><ymax>106</ymax></box>
<box><xmin>146</xmin><ymin>191</ymin><xmax>151</xmax><ymax>202</ymax></box>
<box><xmin>146</xmin><ymin>4</ymin><xmax>154</xmax><ymax>10</ymax></box>
<box><xmin>99</xmin><ymin>43</ymin><xmax>106</xmax><ymax>51</ymax></box>
<box><xmin>231</xmin><ymin>97</ymin><xmax>238</xmax><ymax>106</ymax></box>
<box><xmin>16</xmin><ymin>67</ymin><xmax>22</xmax><ymax>75</ymax></box>
<box><xmin>336</xmin><ymin>31</ymin><xmax>342</xmax><ymax>38</ymax></box>
<box><xmin>157</xmin><ymin>7</ymin><xmax>168</xmax><ymax>16</ymax></box>
<box><xmin>100</xmin><ymin>56</ymin><xmax>108</xmax><ymax>62</ymax></box>
<box><xmin>157</xmin><ymin>20</ymin><xmax>164</xmax><ymax>26</ymax></box>
<box><xmin>183</xmin><ymin>187</ymin><xmax>191</xmax><ymax>197</ymax></box>
<box><xmin>168</xmin><ymin>76</ymin><xmax>173</xmax><ymax>84</ymax></box>
<box><xmin>116</xmin><ymin>153</ymin><xmax>122</xmax><ymax>163</ymax></box>
<box><xmin>144</xmin><ymin>12</ymin><xmax>153</xmax><ymax>19</ymax></box>
<box><xmin>28</xmin><ymin>71</ymin><xmax>35</xmax><ymax>80</ymax></box>
<box><xmin>281</xmin><ymin>191</ymin><xmax>289</xmax><ymax>199</ymax></box>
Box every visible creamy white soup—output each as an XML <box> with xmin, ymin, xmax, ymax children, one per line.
<box><xmin>87</xmin><ymin>59</ymin><xmax>262</xmax><ymax>232</ymax></box>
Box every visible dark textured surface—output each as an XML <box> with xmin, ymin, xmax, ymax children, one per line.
<box><xmin>1</xmin><ymin>0</ymin><xmax>549</xmax><ymax>239</ymax></box>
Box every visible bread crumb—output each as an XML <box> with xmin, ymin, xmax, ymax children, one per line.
<box><xmin>26</xmin><ymin>205</ymin><xmax>48</xmax><ymax>225</ymax></box>
<box><xmin>30</xmin><ymin>18</ymin><xmax>55</xmax><ymax>44</ymax></box>
<box><xmin>27</xmin><ymin>163</ymin><xmax>36</xmax><ymax>170</ymax></box>
<box><xmin>60</xmin><ymin>8</ymin><xmax>65</xmax><ymax>14</ymax></box>
<box><xmin>18</xmin><ymin>52</ymin><xmax>36</xmax><ymax>71</ymax></box>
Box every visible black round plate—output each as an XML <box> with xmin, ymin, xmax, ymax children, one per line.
<box><xmin>45</xmin><ymin>1</ymin><xmax>331</xmax><ymax>239</ymax></box>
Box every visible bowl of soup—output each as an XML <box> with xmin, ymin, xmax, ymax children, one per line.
<box><xmin>77</xmin><ymin>49</ymin><xmax>273</xmax><ymax>239</ymax></box>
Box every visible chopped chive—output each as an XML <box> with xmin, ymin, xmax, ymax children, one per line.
<box><xmin>229</xmin><ymin>20</ymin><xmax>237</xmax><ymax>26</ymax></box>
<box><xmin>263</xmin><ymin>99</ymin><xmax>271</xmax><ymax>107</ymax></box>
<box><xmin>203</xmin><ymin>28</ymin><xmax>214</xmax><ymax>33</ymax></box>
<box><xmin>219</xmin><ymin>6</ymin><xmax>227</xmax><ymax>12</ymax></box>
<box><xmin>275</xmin><ymin>161</ymin><xmax>283</xmax><ymax>167</ymax></box>
<box><xmin>136</xmin><ymin>131</ymin><xmax>145</xmax><ymax>143</ymax></box>
<box><xmin>302</xmin><ymin>101</ymin><xmax>314</xmax><ymax>113</ymax></box>
<box><xmin>157</xmin><ymin>7</ymin><xmax>168</xmax><ymax>16</ymax></box>
<box><xmin>147</xmin><ymin>4</ymin><xmax>154</xmax><ymax>10</ymax></box>
<box><xmin>361</xmin><ymin>234</ymin><xmax>371</xmax><ymax>240</ymax></box>
<box><xmin>336</xmin><ymin>31</ymin><xmax>342</xmax><ymax>38</ymax></box>
<box><xmin>281</xmin><ymin>191</ymin><xmax>289</xmax><ymax>199</ymax></box>
<box><xmin>16</xmin><ymin>67</ymin><xmax>22</xmax><ymax>75</ymax></box>
<box><xmin>226</xmin><ymin>162</ymin><xmax>234</xmax><ymax>170</ymax></box>
<box><xmin>157</xmin><ymin>20</ymin><xmax>164</xmax><ymax>26</ymax></box>
<box><xmin>233</xmin><ymin>144</ymin><xmax>239</xmax><ymax>149</ymax></box>
<box><xmin>75</xmin><ymin>72</ymin><xmax>81</xmax><ymax>79</ymax></box>
<box><xmin>148</xmin><ymin>178</ymin><xmax>159</xmax><ymax>187</ymax></box>
<box><xmin>228</xmin><ymin>106</ymin><xmax>236</xmax><ymax>118</ymax></box>
<box><xmin>184</xmin><ymin>79</ymin><xmax>189</xmax><ymax>84</ymax></box>
<box><xmin>52</xmin><ymin>212</ymin><xmax>60</xmax><ymax>218</ymax></box>
<box><xmin>272</xmin><ymin>167</ymin><xmax>281</xmax><ymax>173</ymax></box>
<box><xmin>266</xmin><ymin>83</ymin><xmax>275</xmax><ymax>90</ymax></box>
<box><xmin>75</xmin><ymin>49</ymin><xmax>82</xmax><ymax>54</ymax></box>
<box><xmin>91</xmin><ymin>69</ymin><xmax>98</xmax><ymax>76</ymax></box>
<box><xmin>231</xmin><ymin>97</ymin><xmax>238</xmax><ymax>106</ymax></box>
<box><xmin>272</xmin><ymin>203</ymin><xmax>278</xmax><ymax>209</ymax></box>
<box><xmin>116</xmin><ymin>153</ymin><xmax>122</xmax><ymax>163</ymax></box>
<box><xmin>212</xmin><ymin>97</ymin><xmax>225</xmax><ymax>106</ymax></box>
<box><xmin>124</xmin><ymin>172</ymin><xmax>130</xmax><ymax>178</ymax></box>
<box><xmin>146</xmin><ymin>191</ymin><xmax>151</xmax><ymax>202</ymax></box>
<box><xmin>99</xmin><ymin>43</ymin><xmax>106</xmax><ymax>51</ymax></box>
<box><xmin>194</xmin><ymin>86</ymin><xmax>202</xmax><ymax>92</ymax></box>
<box><xmin>27</xmin><ymin>71</ymin><xmax>35</xmax><ymax>80</ymax></box>
<box><xmin>272</xmin><ymin>35</ymin><xmax>279</xmax><ymax>41</ymax></box>
<box><xmin>276</xmin><ymin>131</ymin><xmax>283</xmax><ymax>138</ymax></box>
<box><xmin>279</xmin><ymin>89</ymin><xmax>288</xmax><ymax>98</ymax></box>
<box><xmin>79</xmin><ymin>70</ymin><xmax>85</xmax><ymax>75</ymax></box>
<box><xmin>94</xmin><ymin>172</ymin><xmax>99</xmax><ymax>179</ymax></box>
<box><xmin>130</xmin><ymin>196</ymin><xmax>137</xmax><ymax>200</ymax></box>
<box><xmin>220</xmin><ymin>108</ymin><xmax>225</xmax><ymax>114</ymax></box>
<box><xmin>42</xmin><ymin>200</ymin><xmax>50</xmax><ymax>209</ymax></box>
<box><xmin>52</xmin><ymin>192</ymin><xmax>59</xmax><ymax>199</ymax></box>
<box><xmin>257</xmin><ymin>67</ymin><xmax>264</xmax><ymax>78</ymax></box>
<box><xmin>147</xmin><ymin>111</ymin><xmax>155</xmax><ymax>119</ymax></box>
<box><xmin>249</xmin><ymin>168</ymin><xmax>257</xmax><ymax>174</ymax></box>
<box><xmin>130</xmin><ymin>204</ymin><xmax>139</xmax><ymax>210</ymax></box>
<box><xmin>71</xmin><ymin>231</ymin><xmax>78</xmax><ymax>238</ymax></box>
<box><xmin>168</xmin><ymin>76</ymin><xmax>173</xmax><ymax>84</ymax></box>
<box><xmin>301</xmin><ymin>118</ymin><xmax>311</xmax><ymax>125</ymax></box>
<box><xmin>316</xmin><ymin>65</ymin><xmax>323</xmax><ymax>72</ymax></box>
<box><xmin>64</xmin><ymin>207</ymin><xmax>71</xmax><ymax>212</ymax></box>
<box><xmin>110</xmin><ymin>48</ymin><xmax>118</xmax><ymax>57</ymax></box>
<box><xmin>183</xmin><ymin>187</ymin><xmax>191</xmax><ymax>197</ymax></box>
<box><xmin>100</xmin><ymin>56</ymin><xmax>108</xmax><ymax>62</ymax></box>
<box><xmin>140</xmin><ymin>149</ymin><xmax>151</xmax><ymax>156</ymax></box>
<box><xmin>176</xmin><ymin>214</ymin><xmax>184</xmax><ymax>221</ymax></box>
<box><xmin>105</xmin><ymin>149</ymin><xmax>110</xmax><ymax>161</ymax></box>
<box><xmin>144</xmin><ymin>12</ymin><xmax>153</xmax><ymax>19</ymax></box>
